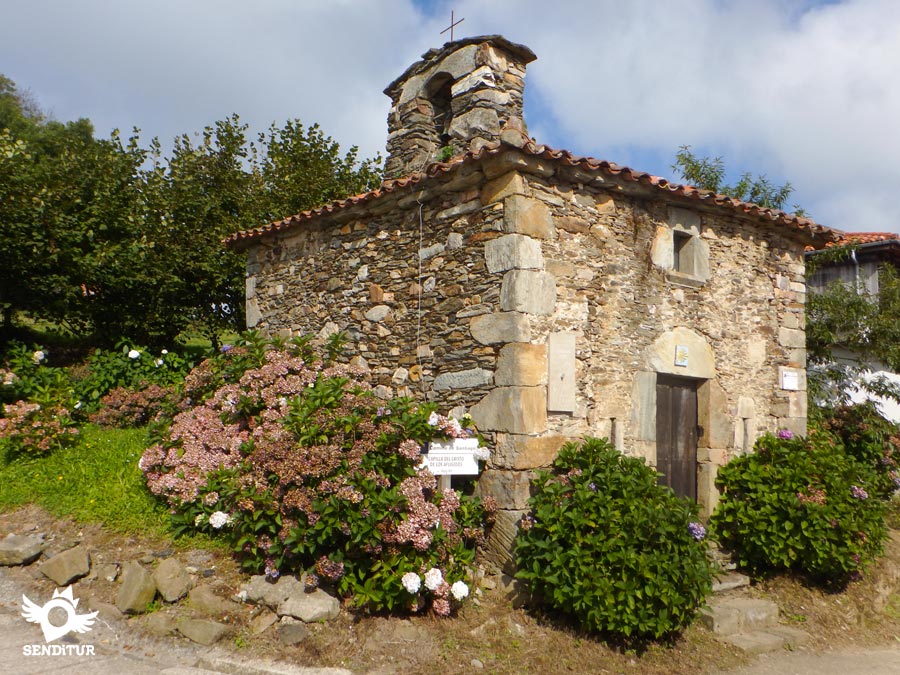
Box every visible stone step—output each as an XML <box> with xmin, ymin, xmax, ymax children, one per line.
<box><xmin>722</xmin><ymin>625</ymin><xmax>811</xmax><ymax>655</ymax></box>
<box><xmin>700</xmin><ymin>597</ymin><xmax>780</xmax><ymax>636</ymax></box>
<box><xmin>712</xmin><ymin>571</ymin><xmax>750</xmax><ymax>593</ymax></box>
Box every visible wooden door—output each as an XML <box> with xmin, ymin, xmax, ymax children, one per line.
<box><xmin>656</xmin><ymin>375</ymin><xmax>698</xmax><ymax>500</ymax></box>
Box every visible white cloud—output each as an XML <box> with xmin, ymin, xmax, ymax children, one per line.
<box><xmin>1</xmin><ymin>0</ymin><xmax>898</xmax><ymax>231</ymax></box>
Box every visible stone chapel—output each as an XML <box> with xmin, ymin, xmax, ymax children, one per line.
<box><xmin>227</xmin><ymin>36</ymin><xmax>839</xmax><ymax>570</ymax></box>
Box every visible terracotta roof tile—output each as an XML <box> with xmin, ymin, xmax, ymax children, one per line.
<box><xmin>225</xmin><ymin>140</ymin><xmax>841</xmax><ymax>247</ymax></box>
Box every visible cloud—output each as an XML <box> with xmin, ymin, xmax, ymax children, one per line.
<box><xmin>1</xmin><ymin>0</ymin><xmax>898</xmax><ymax>231</ymax></box>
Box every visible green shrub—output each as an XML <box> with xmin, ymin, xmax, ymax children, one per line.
<box><xmin>821</xmin><ymin>402</ymin><xmax>900</xmax><ymax>500</ymax></box>
<box><xmin>710</xmin><ymin>427</ymin><xmax>887</xmax><ymax>584</ymax></box>
<box><xmin>140</xmin><ymin>337</ymin><xmax>492</xmax><ymax>616</ymax></box>
<box><xmin>515</xmin><ymin>438</ymin><xmax>714</xmax><ymax>640</ymax></box>
<box><xmin>73</xmin><ymin>342</ymin><xmax>190</xmax><ymax>411</ymax></box>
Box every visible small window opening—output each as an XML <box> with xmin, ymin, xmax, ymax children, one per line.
<box><xmin>673</xmin><ymin>230</ymin><xmax>694</xmax><ymax>275</ymax></box>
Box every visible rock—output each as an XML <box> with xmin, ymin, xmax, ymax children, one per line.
<box><xmin>471</xmin><ymin>658</ymin><xmax>485</xmax><ymax>669</ymax></box>
<box><xmin>276</xmin><ymin>617</ymin><xmax>309</xmax><ymax>645</ymax></box>
<box><xmin>499</xmin><ymin>270</ymin><xmax>556</xmax><ymax>315</ymax></box>
<box><xmin>116</xmin><ymin>561</ymin><xmax>157</xmax><ymax>614</ymax></box>
<box><xmin>277</xmin><ymin>588</ymin><xmax>340</xmax><ymax>623</ymax></box>
<box><xmin>469</xmin><ymin>386</ymin><xmax>547</xmax><ymax>434</ymax></box>
<box><xmin>97</xmin><ymin>563</ymin><xmax>120</xmax><ymax>583</ymax></box>
<box><xmin>433</xmin><ymin>368</ymin><xmax>494</xmax><ymax>391</ymax></box>
<box><xmin>0</xmin><ymin>533</ymin><xmax>44</xmax><ymax>566</ymax></box>
<box><xmin>494</xmin><ymin>343</ymin><xmax>547</xmax><ymax>387</ymax></box>
<box><xmin>364</xmin><ymin>305</ymin><xmax>391</xmax><ymax>322</ymax></box>
<box><xmin>241</xmin><ymin>574</ymin><xmax>303</xmax><ymax>609</ymax></box>
<box><xmin>188</xmin><ymin>584</ymin><xmax>240</xmax><ymax>616</ymax></box>
<box><xmin>40</xmin><ymin>545</ymin><xmax>91</xmax><ymax>586</ymax></box>
<box><xmin>85</xmin><ymin>597</ymin><xmax>124</xmax><ymax>622</ymax></box>
<box><xmin>154</xmin><ymin>557</ymin><xmax>193</xmax><ymax>603</ymax></box>
<box><xmin>145</xmin><ymin>612</ymin><xmax>176</xmax><ymax>636</ymax></box>
<box><xmin>249</xmin><ymin>609</ymin><xmax>278</xmax><ymax>635</ymax></box>
<box><xmin>176</xmin><ymin>618</ymin><xmax>231</xmax><ymax>646</ymax></box>
<box><xmin>469</xmin><ymin>312</ymin><xmax>532</xmax><ymax>345</ymax></box>
<box><xmin>484</xmin><ymin>234</ymin><xmax>544</xmax><ymax>273</ymax></box>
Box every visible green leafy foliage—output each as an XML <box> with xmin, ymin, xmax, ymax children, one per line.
<box><xmin>710</xmin><ymin>426</ymin><xmax>887</xmax><ymax>585</ymax></box>
<box><xmin>515</xmin><ymin>438</ymin><xmax>714</xmax><ymax>641</ymax></box>
<box><xmin>806</xmin><ymin>261</ymin><xmax>900</xmax><ymax>407</ymax></box>
<box><xmin>820</xmin><ymin>403</ymin><xmax>900</xmax><ymax>501</ymax></box>
<box><xmin>671</xmin><ymin>145</ymin><xmax>801</xmax><ymax>213</ymax></box>
<box><xmin>0</xmin><ymin>73</ymin><xmax>382</xmax><ymax>347</ymax></box>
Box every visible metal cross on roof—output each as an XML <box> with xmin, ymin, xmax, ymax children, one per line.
<box><xmin>440</xmin><ymin>10</ymin><xmax>465</xmax><ymax>41</ymax></box>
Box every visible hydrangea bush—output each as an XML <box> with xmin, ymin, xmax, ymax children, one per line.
<box><xmin>710</xmin><ymin>426</ymin><xmax>887</xmax><ymax>585</ymax></box>
<box><xmin>140</xmin><ymin>338</ymin><xmax>492</xmax><ymax>615</ymax></box>
<box><xmin>820</xmin><ymin>402</ymin><xmax>900</xmax><ymax>500</ymax></box>
<box><xmin>0</xmin><ymin>396</ymin><xmax>79</xmax><ymax>455</ymax></box>
<box><xmin>515</xmin><ymin>437</ymin><xmax>714</xmax><ymax>641</ymax></box>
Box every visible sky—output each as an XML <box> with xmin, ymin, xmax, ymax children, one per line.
<box><xmin>2</xmin><ymin>0</ymin><xmax>898</xmax><ymax>233</ymax></box>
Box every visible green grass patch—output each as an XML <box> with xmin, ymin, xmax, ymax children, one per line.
<box><xmin>0</xmin><ymin>425</ymin><xmax>226</xmax><ymax>552</ymax></box>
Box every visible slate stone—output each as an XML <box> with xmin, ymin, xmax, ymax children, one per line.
<box><xmin>469</xmin><ymin>386</ymin><xmax>547</xmax><ymax>434</ymax></box>
<box><xmin>241</xmin><ymin>574</ymin><xmax>303</xmax><ymax>609</ymax></box>
<box><xmin>277</xmin><ymin>587</ymin><xmax>340</xmax><ymax>623</ymax></box>
<box><xmin>433</xmin><ymin>368</ymin><xmax>493</xmax><ymax>391</ymax></box>
<box><xmin>154</xmin><ymin>557</ymin><xmax>193</xmax><ymax>603</ymax></box>
<box><xmin>469</xmin><ymin>312</ymin><xmax>532</xmax><ymax>345</ymax></box>
<box><xmin>277</xmin><ymin>620</ymin><xmax>310</xmax><ymax>645</ymax></box>
<box><xmin>484</xmin><ymin>234</ymin><xmax>544</xmax><ymax>273</ymax></box>
<box><xmin>499</xmin><ymin>270</ymin><xmax>556</xmax><ymax>315</ymax></box>
<box><xmin>177</xmin><ymin>618</ymin><xmax>231</xmax><ymax>646</ymax></box>
<box><xmin>188</xmin><ymin>584</ymin><xmax>239</xmax><ymax>615</ymax></box>
<box><xmin>116</xmin><ymin>561</ymin><xmax>157</xmax><ymax>614</ymax></box>
<box><xmin>0</xmin><ymin>533</ymin><xmax>44</xmax><ymax>566</ymax></box>
<box><xmin>249</xmin><ymin>609</ymin><xmax>278</xmax><ymax>635</ymax></box>
<box><xmin>40</xmin><ymin>545</ymin><xmax>91</xmax><ymax>586</ymax></box>
<box><xmin>145</xmin><ymin>612</ymin><xmax>176</xmax><ymax>636</ymax></box>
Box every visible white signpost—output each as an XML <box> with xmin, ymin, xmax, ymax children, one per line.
<box><xmin>422</xmin><ymin>438</ymin><xmax>482</xmax><ymax>490</ymax></box>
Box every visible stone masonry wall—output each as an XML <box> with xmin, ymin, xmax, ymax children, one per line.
<box><xmin>243</xmin><ymin>150</ymin><xmax>811</xmax><ymax>572</ymax></box>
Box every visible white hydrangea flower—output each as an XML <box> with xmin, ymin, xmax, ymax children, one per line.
<box><xmin>208</xmin><ymin>511</ymin><xmax>232</xmax><ymax>529</ymax></box>
<box><xmin>32</xmin><ymin>350</ymin><xmax>45</xmax><ymax>364</ymax></box>
<box><xmin>424</xmin><ymin>567</ymin><xmax>443</xmax><ymax>591</ymax></box>
<box><xmin>154</xmin><ymin>358</ymin><xmax>163</xmax><ymax>367</ymax></box>
<box><xmin>427</xmin><ymin>411</ymin><xmax>439</xmax><ymax>426</ymax></box>
<box><xmin>128</xmin><ymin>349</ymin><xmax>141</xmax><ymax>359</ymax></box>
<box><xmin>161</xmin><ymin>349</ymin><xmax>168</xmax><ymax>355</ymax></box>
<box><xmin>473</xmin><ymin>446</ymin><xmax>490</xmax><ymax>461</ymax></box>
<box><xmin>401</xmin><ymin>572</ymin><xmax>421</xmax><ymax>594</ymax></box>
<box><xmin>450</xmin><ymin>580</ymin><xmax>469</xmax><ymax>601</ymax></box>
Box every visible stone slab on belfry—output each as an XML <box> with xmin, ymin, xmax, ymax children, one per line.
<box><xmin>470</xmin><ymin>386</ymin><xmax>547</xmax><ymax>434</ymax></box>
<box><xmin>0</xmin><ymin>533</ymin><xmax>44</xmax><ymax>566</ymax></box>
<box><xmin>40</xmin><ymin>545</ymin><xmax>91</xmax><ymax>586</ymax></box>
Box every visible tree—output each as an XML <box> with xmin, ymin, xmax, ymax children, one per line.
<box><xmin>672</xmin><ymin>145</ymin><xmax>800</xmax><ymax>213</ymax></box>
<box><xmin>0</xmin><ymin>73</ymin><xmax>382</xmax><ymax>348</ymax></box>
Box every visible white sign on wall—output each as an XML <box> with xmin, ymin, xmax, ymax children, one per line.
<box><xmin>422</xmin><ymin>438</ymin><xmax>481</xmax><ymax>475</ymax></box>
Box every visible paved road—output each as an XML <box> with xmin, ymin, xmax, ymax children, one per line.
<box><xmin>716</xmin><ymin>646</ymin><xmax>900</xmax><ymax>675</ymax></box>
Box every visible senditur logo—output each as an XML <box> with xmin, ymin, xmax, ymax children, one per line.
<box><xmin>21</xmin><ymin>586</ymin><xmax>98</xmax><ymax>643</ymax></box>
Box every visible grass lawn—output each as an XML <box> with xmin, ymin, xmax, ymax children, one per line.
<box><xmin>1</xmin><ymin>424</ymin><xmax>183</xmax><ymax>539</ymax></box>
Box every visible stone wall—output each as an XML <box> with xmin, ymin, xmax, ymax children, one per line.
<box><xmin>242</xmin><ymin>148</ymin><xmax>812</xmax><ymax>572</ymax></box>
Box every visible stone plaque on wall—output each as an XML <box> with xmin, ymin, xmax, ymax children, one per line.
<box><xmin>548</xmin><ymin>332</ymin><xmax>577</xmax><ymax>413</ymax></box>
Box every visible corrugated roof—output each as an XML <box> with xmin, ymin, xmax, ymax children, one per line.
<box><xmin>225</xmin><ymin>139</ymin><xmax>840</xmax><ymax>248</ymax></box>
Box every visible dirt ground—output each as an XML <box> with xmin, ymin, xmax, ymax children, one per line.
<box><xmin>2</xmin><ymin>505</ymin><xmax>900</xmax><ymax>675</ymax></box>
